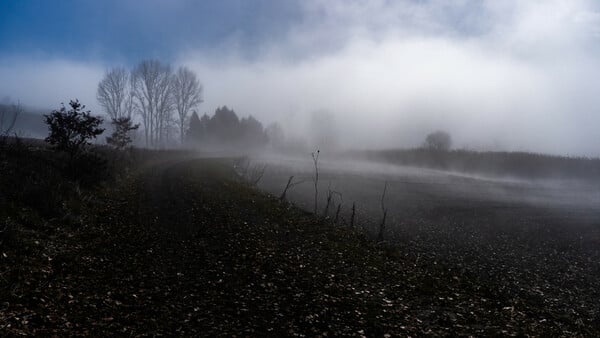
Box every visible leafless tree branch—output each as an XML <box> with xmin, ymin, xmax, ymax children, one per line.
<box><xmin>350</xmin><ymin>202</ymin><xmax>356</xmax><ymax>227</ymax></box>
<box><xmin>172</xmin><ymin>67</ymin><xmax>203</xmax><ymax>145</ymax></box>
<box><xmin>249</xmin><ymin>164</ymin><xmax>267</xmax><ymax>185</ymax></box>
<box><xmin>280</xmin><ymin>175</ymin><xmax>308</xmax><ymax>201</ymax></box>
<box><xmin>311</xmin><ymin>149</ymin><xmax>320</xmax><ymax>215</ymax></box>
<box><xmin>131</xmin><ymin>60</ymin><xmax>174</xmax><ymax>148</ymax></box>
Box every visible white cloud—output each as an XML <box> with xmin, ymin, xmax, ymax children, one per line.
<box><xmin>2</xmin><ymin>0</ymin><xmax>600</xmax><ymax>155</ymax></box>
<box><xmin>0</xmin><ymin>58</ymin><xmax>104</xmax><ymax>112</ymax></box>
<box><xmin>177</xmin><ymin>0</ymin><xmax>600</xmax><ymax>154</ymax></box>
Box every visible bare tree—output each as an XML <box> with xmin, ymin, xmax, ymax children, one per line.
<box><xmin>172</xmin><ymin>67</ymin><xmax>203</xmax><ymax>144</ymax></box>
<box><xmin>0</xmin><ymin>100</ymin><xmax>22</xmax><ymax>136</ymax></box>
<box><xmin>131</xmin><ymin>60</ymin><xmax>173</xmax><ymax>148</ymax></box>
<box><xmin>155</xmin><ymin>69</ymin><xmax>174</xmax><ymax>147</ymax></box>
<box><xmin>97</xmin><ymin>67</ymin><xmax>134</xmax><ymax>121</ymax></box>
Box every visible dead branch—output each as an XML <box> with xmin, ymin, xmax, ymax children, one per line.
<box><xmin>322</xmin><ymin>182</ymin><xmax>333</xmax><ymax>217</ymax></box>
<box><xmin>311</xmin><ymin>150</ymin><xmax>320</xmax><ymax>215</ymax></box>
<box><xmin>322</xmin><ymin>183</ymin><xmax>344</xmax><ymax>219</ymax></box>
<box><xmin>350</xmin><ymin>202</ymin><xmax>356</xmax><ymax>227</ymax></box>
<box><xmin>233</xmin><ymin>157</ymin><xmax>266</xmax><ymax>186</ymax></box>
<box><xmin>249</xmin><ymin>164</ymin><xmax>267</xmax><ymax>185</ymax></box>
<box><xmin>280</xmin><ymin>176</ymin><xmax>295</xmax><ymax>201</ymax></box>
<box><xmin>331</xmin><ymin>190</ymin><xmax>344</xmax><ymax>224</ymax></box>
<box><xmin>280</xmin><ymin>175</ymin><xmax>308</xmax><ymax>201</ymax></box>
<box><xmin>334</xmin><ymin>204</ymin><xmax>342</xmax><ymax>224</ymax></box>
<box><xmin>377</xmin><ymin>181</ymin><xmax>388</xmax><ymax>242</ymax></box>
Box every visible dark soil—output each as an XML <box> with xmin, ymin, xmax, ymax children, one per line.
<box><xmin>2</xmin><ymin>156</ymin><xmax>600</xmax><ymax>336</ymax></box>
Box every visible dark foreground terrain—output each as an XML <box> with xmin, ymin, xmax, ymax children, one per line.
<box><xmin>2</xmin><ymin>151</ymin><xmax>600</xmax><ymax>335</ymax></box>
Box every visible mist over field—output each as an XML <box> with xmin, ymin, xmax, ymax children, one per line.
<box><xmin>3</xmin><ymin>1</ymin><xmax>600</xmax><ymax>336</ymax></box>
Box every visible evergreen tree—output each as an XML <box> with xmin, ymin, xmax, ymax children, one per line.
<box><xmin>44</xmin><ymin>100</ymin><xmax>104</xmax><ymax>161</ymax></box>
<box><xmin>106</xmin><ymin>117</ymin><xmax>139</xmax><ymax>150</ymax></box>
<box><xmin>211</xmin><ymin>106</ymin><xmax>240</xmax><ymax>142</ymax></box>
<box><xmin>240</xmin><ymin>115</ymin><xmax>268</xmax><ymax>147</ymax></box>
<box><xmin>187</xmin><ymin>111</ymin><xmax>203</xmax><ymax>143</ymax></box>
<box><xmin>186</xmin><ymin>105</ymin><xmax>270</xmax><ymax>149</ymax></box>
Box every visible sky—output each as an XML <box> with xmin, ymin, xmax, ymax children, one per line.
<box><xmin>1</xmin><ymin>0</ymin><xmax>600</xmax><ymax>155</ymax></box>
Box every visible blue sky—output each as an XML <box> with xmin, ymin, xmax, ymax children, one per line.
<box><xmin>2</xmin><ymin>0</ymin><xmax>600</xmax><ymax>155</ymax></box>
<box><xmin>0</xmin><ymin>0</ymin><xmax>302</xmax><ymax>63</ymax></box>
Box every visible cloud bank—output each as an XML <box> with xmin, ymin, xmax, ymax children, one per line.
<box><xmin>2</xmin><ymin>0</ymin><xmax>600</xmax><ymax>155</ymax></box>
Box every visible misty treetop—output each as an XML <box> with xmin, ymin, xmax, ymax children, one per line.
<box><xmin>97</xmin><ymin>60</ymin><xmax>203</xmax><ymax>148</ymax></box>
<box><xmin>187</xmin><ymin>106</ymin><xmax>268</xmax><ymax>150</ymax></box>
<box><xmin>424</xmin><ymin>130</ymin><xmax>452</xmax><ymax>151</ymax></box>
<box><xmin>97</xmin><ymin>60</ymin><xmax>278</xmax><ymax>151</ymax></box>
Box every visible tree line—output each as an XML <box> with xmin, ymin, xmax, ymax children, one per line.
<box><xmin>187</xmin><ymin>106</ymin><xmax>269</xmax><ymax>149</ymax></box>
<box><xmin>97</xmin><ymin>60</ymin><xmax>203</xmax><ymax>148</ymax></box>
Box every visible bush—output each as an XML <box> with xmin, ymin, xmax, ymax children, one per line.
<box><xmin>44</xmin><ymin>99</ymin><xmax>104</xmax><ymax>162</ymax></box>
<box><xmin>44</xmin><ymin>99</ymin><xmax>107</xmax><ymax>182</ymax></box>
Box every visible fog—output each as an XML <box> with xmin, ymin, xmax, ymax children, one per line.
<box><xmin>245</xmin><ymin>152</ymin><xmax>600</xmax><ymax>243</ymax></box>
<box><xmin>2</xmin><ymin>0</ymin><xmax>600</xmax><ymax>155</ymax></box>
<box><xmin>255</xmin><ymin>153</ymin><xmax>600</xmax><ymax>208</ymax></box>
<box><xmin>3</xmin><ymin>3</ymin><xmax>600</xmax><ymax>332</ymax></box>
